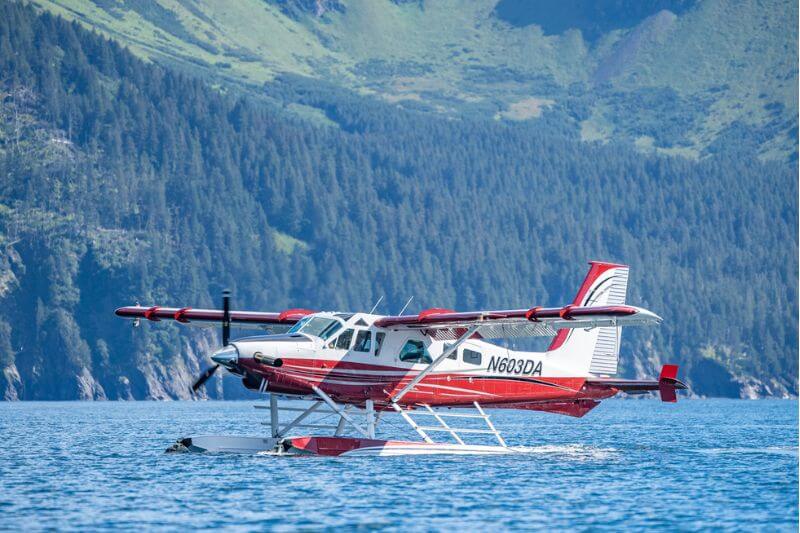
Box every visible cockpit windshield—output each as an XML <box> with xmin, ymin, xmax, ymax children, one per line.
<box><xmin>287</xmin><ymin>316</ymin><xmax>311</xmax><ymax>334</ymax></box>
<box><xmin>287</xmin><ymin>316</ymin><xmax>342</xmax><ymax>340</ymax></box>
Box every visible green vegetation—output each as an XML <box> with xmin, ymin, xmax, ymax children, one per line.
<box><xmin>30</xmin><ymin>0</ymin><xmax>798</xmax><ymax>160</ymax></box>
<box><xmin>0</xmin><ymin>1</ymin><xmax>796</xmax><ymax>399</ymax></box>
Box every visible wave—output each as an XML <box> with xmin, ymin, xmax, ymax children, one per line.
<box><xmin>693</xmin><ymin>446</ymin><xmax>798</xmax><ymax>456</ymax></box>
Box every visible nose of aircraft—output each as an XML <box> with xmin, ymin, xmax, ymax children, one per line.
<box><xmin>211</xmin><ymin>345</ymin><xmax>238</xmax><ymax>366</ymax></box>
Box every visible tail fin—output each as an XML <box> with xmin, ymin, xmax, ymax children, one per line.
<box><xmin>658</xmin><ymin>364</ymin><xmax>680</xmax><ymax>402</ymax></box>
<box><xmin>547</xmin><ymin>261</ymin><xmax>630</xmax><ymax>376</ymax></box>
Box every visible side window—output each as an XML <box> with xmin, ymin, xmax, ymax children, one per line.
<box><xmin>399</xmin><ymin>339</ymin><xmax>432</xmax><ymax>364</ymax></box>
<box><xmin>444</xmin><ymin>344</ymin><xmax>458</xmax><ymax>360</ymax></box>
<box><xmin>353</xmin><ymin>330</ymin><xmax>372</xmax><ymax>352</ymax></box>
<box><xmin>374</xmin><ymin>332</ymin><xmax>386</xmax><ymax>356</ymax></box>
<box><xmin>463</xmin><ymin>348</ymin><xmax>482</xmax><ymax>365</ymax></box>
<box><xmin>331</xmin><ymin>329</ymin><xmax>354</xmax><ymax>350</ymax></box>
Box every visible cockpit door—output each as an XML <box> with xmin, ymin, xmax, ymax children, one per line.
<box><xmin>324</xmin><ymin>328</ymin><xmax>356</xmax><ymax>364</ymax></box>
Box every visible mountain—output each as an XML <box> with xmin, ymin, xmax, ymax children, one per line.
<box><xmin>30</xmin><ymin>0</ymin><xmax>798</xmax><ymax>161</ymax></box>
<box><xmin>0</xmin><ymin>0</ymin><xmax>796</xmax><ymax>400</ymax></box>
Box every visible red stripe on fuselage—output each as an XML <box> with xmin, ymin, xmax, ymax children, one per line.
<box><xmin>238</xmin><ymin>358</ymin><xmax>609</xmax><ymax>407</ymax></box>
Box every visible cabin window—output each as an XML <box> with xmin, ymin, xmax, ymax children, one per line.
<box><xmin>444</xmin><ymin>343</ymin><xmax>458</xmax><ymax>360</ymax></box>
<box><xmin>463</xmin><ymin>348</ymin><xmax>482</xmax><ymax>365</ymax></box>
<box><xmin>333</xmin><ymin>329</ymin><xmax>354</xmax><ymax>350</ymax></box>
<box><xmin>399</xmin><ymin>339</ymin><xmax>433</xmax><ymax>364</ymax></box>
<box><xmin>374</xmin><ymin>332</ymin><xmax>386</xmax><ymax>356</ymax></box>
<box><xmin>353</xmin><ymin>330</ymin><xmax>372</xmax><ymax>352</ymax></box>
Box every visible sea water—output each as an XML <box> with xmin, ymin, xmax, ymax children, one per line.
<box><xmin>0</xmin><ymin>399</ymin><xmax>796</xmax><ymax>531</ymax></box>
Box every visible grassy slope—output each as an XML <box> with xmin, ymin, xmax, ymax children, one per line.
<box><xmin>34</xmin><ymin>0</ymin><xmax>341</xmax><ymax>83</ymax></box>
<box><xmin>30</xmin><ymin>0</ymin><xmax>797</xmax><ymax>158</ymax></box>
<box><xmin>605</xmin><ymin>0</ymin><xmax>798</xmax><ymax>158</ymax></box>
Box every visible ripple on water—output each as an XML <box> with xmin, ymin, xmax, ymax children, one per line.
<box><xmin>0</xmin><ymin>399</ymin><xmax>796</xmax><ymax>531</ymax></box>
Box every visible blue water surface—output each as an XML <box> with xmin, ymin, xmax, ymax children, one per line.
<box><xmin>0</xmin><ymin>399</ymin><xmax>796</xmax><ymax>531</ymax></box>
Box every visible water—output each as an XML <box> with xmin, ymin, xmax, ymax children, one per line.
<box><xmin>0</xmin><ymin>399</ymin><xmax>796</xmax><ymax>531</ymax></box>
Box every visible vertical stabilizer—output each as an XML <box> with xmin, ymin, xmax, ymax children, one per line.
<box><xmin>547</xmin><ymin>261</ymin><xmax>630</xmax><ymax>376</ymax></box>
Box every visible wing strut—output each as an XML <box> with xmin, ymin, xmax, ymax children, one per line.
<box><xmin>390</xmin><ymin>325</ymin><xmax>481</xmax><ymax>404</ymax></box>
<box><xmin>311</xmin><ymin>385</ymin><xmax>373</xmax><ymax>439</ymax></box>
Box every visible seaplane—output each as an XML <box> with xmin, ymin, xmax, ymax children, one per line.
<box><xmin>116</xmin><ymin>261</ymin><xmax>687</xmax><ymax>456</ymax></box>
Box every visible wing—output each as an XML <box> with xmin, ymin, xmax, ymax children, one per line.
<box><xmin>115</xmin><ymin>305</ymin><xmax>315</xmax><ymax>331</ymax></box>
<box><xmin>376</xmin><ymin>260</ymin><xmax>660</xmax><ymax>340</ymax></box>
<box><xmin>373</xmin><ymin>304</ymin><xmax>660</xmax><ymax>340</ymax></box>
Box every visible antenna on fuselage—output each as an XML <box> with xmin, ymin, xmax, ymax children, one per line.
<box><xmin>397</xmin><ymin>296</ymin><xmax>414</xmax><ymax>316</ymax></box>
<box><xmin>369</xmin><ymin>295</ymin><xmax>384</xmax><ymax>314</ymax></box>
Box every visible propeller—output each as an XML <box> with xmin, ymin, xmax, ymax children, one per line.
<box><xmin>190</xmin><ymin>364</ymin><xmax>220</xmax><ymax>393</ymax></box>
<box><xmin>222</xmin><ymin>288</ymin><xmax>231</xmax><ymax>346</ymax></box>
<box><xmin>190</xmin><ymin>289</ymin><xmax>231</xmax><ymax>394</ymax></box>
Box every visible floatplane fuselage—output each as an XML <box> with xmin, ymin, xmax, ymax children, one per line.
<box><xmin>116</xmin><ymin>261</ymin><xmax>686</xmax><ymax>456</ymax></box>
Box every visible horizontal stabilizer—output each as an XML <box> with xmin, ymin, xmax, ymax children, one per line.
<box><xmin>586</xmin><ymin>364</ymin><xmax>687</xmax><ymax>402</ymax></box>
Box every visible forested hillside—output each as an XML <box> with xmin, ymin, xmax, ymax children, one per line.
<box><xmin>0</xmin><ymin>1</ymin><xmax>796</xmax><ymax>400</ymax></box>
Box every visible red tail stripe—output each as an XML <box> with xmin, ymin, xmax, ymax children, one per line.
<box><xmin>548</xmin><ymin>261</ymin><xmax>627</xmax><ymax>351</ymax></box>
<box><xmin>659</xmin><ymin>364</ymin><xmax>679</xmax><ymax>382</ymax></box>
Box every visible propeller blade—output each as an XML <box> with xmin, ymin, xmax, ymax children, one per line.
<box><xmin>191</xmin><ymin>289</ymin><xmax>231</xmax><ymax>394</ymax></box>
<box><xmin>222</xmin><ymin>289</ymin><xmax>231</xmax><ymax>346</ymax></box>
<box><xmin>191</xmin><ymin>364</ymin><xmax>220</xmax><ymax>393</ymax></box>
